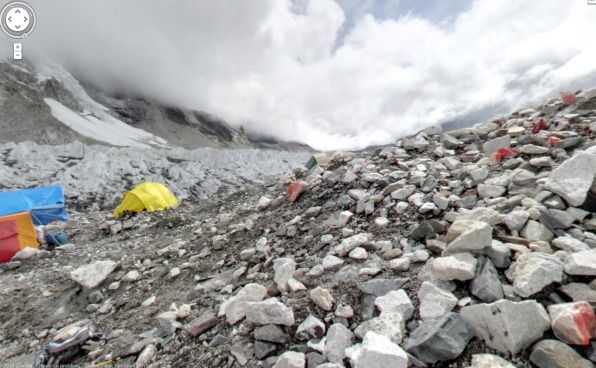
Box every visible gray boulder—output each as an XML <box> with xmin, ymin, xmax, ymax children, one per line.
<box><xmin>405</xmin><ymin>312</ymin><xmax>474</xmax><ymax>364</ymax></box>
<box><xmin>460</xmin><ymin>300</ymin><xmax>550</xmax><ymax>355</ymax></box>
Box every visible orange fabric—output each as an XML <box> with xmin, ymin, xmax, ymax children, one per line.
<box><xmin>0</xmin><ymin>212</ymin><xmax>39</xmax><ymax>249</ymax></box>
<box><xmin>0</xmin><ymin>219</ymin><xmax>20</xmax><ymax>263</ymax></box>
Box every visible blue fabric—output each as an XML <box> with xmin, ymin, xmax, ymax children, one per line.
<box><xmin>0</xmin><ymin>185</ymin><xmax>68</xmax><ymax>225</ymax></box>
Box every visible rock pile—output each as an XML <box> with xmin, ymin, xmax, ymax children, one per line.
<box><xmin>2</xmin><ymin>90</ymin><xmax>596</xmax><ymax>367</ymax></box>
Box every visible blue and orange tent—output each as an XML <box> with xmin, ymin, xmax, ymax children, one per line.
<box><xmin>0</xmin><ymin>185</ymin><xmax>68</xmax><ymax>262</ymax></box>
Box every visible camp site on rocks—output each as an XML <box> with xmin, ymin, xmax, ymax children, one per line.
<box><xmin>2</xmin><ymin>3</ymin><xmax>596</xmax><ymax>366</ymax></box>
<box><xmin>2</xmin><ymin>89</ymin><xmax>596</xmax><ymax>368</ymax></box>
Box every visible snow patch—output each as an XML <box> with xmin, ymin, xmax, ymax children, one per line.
<box><xmin>44</xmin><ymin>98</ymin><xmax>167</xmax><ymax>148</ymax></box>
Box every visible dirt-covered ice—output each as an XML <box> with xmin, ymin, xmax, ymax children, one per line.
<box><xmin>0</xmin><ymin>141</ymin><xmax>310</xmax><ymax>209</ymax></box>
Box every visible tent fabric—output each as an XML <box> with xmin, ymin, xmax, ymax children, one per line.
<box><xmin>0</xmin><ymin>219</ymin><xmax>20</xmax><ymax>263</ymax></box>
<box><xmin>113</xmin><ymin>182</ymin><xmax>179</xmax><ymax>218</ymax></box>
<box><xmin>0</xmin><ymin>213</ymin><xmax>39</xmax><ymax>263</ymax></box>
<box><xmin>0</xmin><ymin>212</ymin><xmax>39</xmax><ymax>249</ymax></box>
<box><xmin>0</xmin><ymin>185</ymin><xmax>68</xmax><ymax>225</ymax></box>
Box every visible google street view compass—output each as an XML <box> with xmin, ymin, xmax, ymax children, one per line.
<box><xmin>1</xmin><ymin>1</ymin><xmax>36</xmax><ymax>39</ymax></box>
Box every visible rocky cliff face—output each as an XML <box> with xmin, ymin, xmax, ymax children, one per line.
<box><xmin>2</xmin><ymin>89</ymin><xmax>596</xmax><ymax>367</ymax></box>
<box><xmin>0</xmin><ymin>62</ymin><xmax>311</xmax><ymax>151</ymax></box>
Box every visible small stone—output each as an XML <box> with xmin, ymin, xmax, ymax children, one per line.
<box><xmin>296</xmin><ymin>315</ymin><xmax>326</xmax><ymax>341</ymax></box>
<box><xmin>334</xmin><ymin>233</ymin><xmax>372</xmax><ymax>257</ymax></box>
<box><xmin>418</xmin><ymin>281</ymin><xmax>458</xmax><ymax>320</ymax></box>
<box><xmin>230</xmin><ymin>339</ymin><xmax>254</xmax><ymax>367</ymax></box>
<box><xmin>389</xmin><ymin>257</ymin><xmax>411</xmax><ymax>271</ymax></box>
<box><xmin>254</xmin><ymin>341</ymin><xmax>278</xmax><ymax>360</ymax></box>
<box><xmin>470</xmin><ymin>257</ymin><xmax>503</xmax><ymax>302</ymax></box>
<box><xmin>273</xmin><ymin>351</ymin><xmax>305</xmax><ymax>368</ymax></box>
<box><xmin>186</xmin><ymin>312</ymin><xmax>218</xmax><ymax>337</ymax></box>
<box><xmin>310</xmin><ymin>287</ymin><xmax>334</xmax><ymax>311</ymax></box>
<box><xmin>219</xmin><ymin>283</ymin><xmax>268</xmax><ymax>325</ymax></box>
<box><xmin>274</xmin><ymin>258</ymin><xmax>296</xmax><ymax>292</ymax></box>
<box><xmin>348</xmin><ymin>247</ymin><xmax>368</xmax><ymax>260</ymax></box>
<box><xmin>347</xmin><ymin>332</ymin><xmax>408</xmax><ymax>368</ymax></box>
<box><xmin>444</xmin><ymin>220</ymin><xmax>492</xmax><ymax>255</ymax></box>
<box><xmin>478</xmin><ymin>184</ymin><xmax>506</xmax><ymax>199</ymax></box>
<box><xmin>405</xmin><ymin>312</ymin><xmax>474</xmax><ymax>364</ymax></box>
<box><xmin>121</xmin><ymin>270</ymin><xmax>141</xmax><ymax>283</ymax></box>
<box><xmin>383</xmin><ymin>248</ymin><xmax>403</xmax><ymax>260</ymax></box>
<box><xmin>433</xmin><ymin>253</ymin><xmax>477</xmax><ymax>281</ymax></box>
<box><xmin>321</xmin><ymin>255</ymin><xmax>344</xmax><ymax>271</ymax></box>
<box><xmin>374</xmin><ymin>290</ymin><xmax>414</xmax><ymax>320</ymax></box>
<box><xmin>552</xmin><ymin>237</ymin><xmax>590</xmax><ymax>253</ymax></box>
<box><xmin>504</xmin><ymin>210</ymin><xmax>529</xmax><ymax>231</ymax></box>
<box><xmin>354</xmin><ymin>312</ymin><xmax>405</xmax><ymax>343</ymax></box>
<box><xmin>530</xmin><ymin>339</ymin><xmax>593</xmax><ymax>368</ymax></box>
<box><xmin>359</xmin><ymin>278</ymin><xmax>409</xmax><ymax>297</ymax></box>
<box><xmin>374</xmin><ymin>217</ymin><xmax>390</xmax><ymax>228</ymax></box>
<box><xmin>244</xmin><ymin>298</ymin><xmax>295</xmax><ymax>326</ymax></box>
<box><xmin>324</xmin><ymin>323</ymin><xmax>354</xmax><ymax>363</ymax></box>
<box><xmin>257</xmin><ymin>196</ymin><xmax>272</xmax><ymax>210</ymax></box>
<box><xmin>70</xmin><ymin>260</ymin><xmax>117</xmax><ymax>289</ymax></box>
<box><xmin>469</xmin><ymin>354</ymin><xmax>516</xmax><ymax>368</ymax></box>
<box><xmin>547</xmin><ymin>301</ymin><xmax>596</xmax><ymax>346</ymax></box>
<box><xmin>521</xmin><ymin>220</ymin><xmax>554</xmax><ymax>242</ymax></box>
<box><xmin>254</xmin><ymin>324</ymin><xmax>290</xmax><ymax>344</ymax></box>
<box><xmin>136</xmin><ymin>344</ymin><xmax>156</xmax><ymax>367</ymax></box>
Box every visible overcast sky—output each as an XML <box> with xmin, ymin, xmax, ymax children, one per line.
<box><xmin>2</xmin><ymin>0</ymin><xmax>596</xmax><ymax>150</ymax></box>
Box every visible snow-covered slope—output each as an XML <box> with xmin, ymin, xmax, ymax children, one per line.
<box><xmin>44</xmin><ymin>98</ymin><xmax>167</xmax><ymax>148</ymax></box>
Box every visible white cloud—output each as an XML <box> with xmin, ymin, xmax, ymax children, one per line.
<box><xmin>3</xmin><ymin>0</ymin><xmax>596</xmax><ymax>150</ymax></box>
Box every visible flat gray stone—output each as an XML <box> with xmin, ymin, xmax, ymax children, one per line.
<box><xmin>433</xmin><ymin>253</ymin><xmax>477</xmax><ymax>281</ymax></box>
<box><xmin>470</xmin><ymin>257</ymin><xmax>503</xmax><ymax>302</ymax></box>
<box><xmin>244</xmin><ymin>298</ymin><xmax>295</xmax><ymax>326</ymax></box>
<box><xmin>444</xmin><ymin>220</ymin><xmax>492</xmax><ymax>255</ymax></box>
<box><xmin>521</xmin><ymin>220</ymin><xmax>554</xmax><ymax>242</ymax></box>
<box><xmin>544</xmin><ymin>152</ymin><xmax>596</xmax><ymax>206</ymax></box>
<box><xmin>324</xmin><ymin>323</ymin><xmax>354</xmax><ymax>363</ymax></box>
<box><xmin>460</xmin><ymin>300</ymin><xmax>550</xmax><ymax>355</ymax></box>
<box><xmin>405</xmin><ymin>312</ymin><xmax>474</xmax><ymax>364</ymax></box>
<box><xmin>530</xmin><ymin>339</ymin><xmax>593</xmax><ymax>368</ymax></box>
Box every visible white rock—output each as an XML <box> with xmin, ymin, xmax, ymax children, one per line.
<box><xmin>70</xmin><ymin>260</ymin><xmax>117</xmax><ymax>289</ymax></box>
<box><xmin>347</xmin><ymin>332</ymin><xmax>408</xmax><ymax>368</ymax></box>
<box><xmin>335</xmin><ymin>233</ymin><xmax>372</xmax><ymax>257</ymax></box>
<box><xmin>322</xmin><ymin>255</ymin><xmax>344</xmax><ymax>270</ymax></box>
<box><xmin>354</xmin><ymin>312</ymin><xmax>405</xmax><ymax>343</ymax></box>
<box><xmin>444</xmin><ymin>221</ymin><xmax>492</xmax><ymax>255</ymax></box>
<box><xmin>273</xmin><ymin>258</ymin><xmax>296</xmax><ymax>292</ymax></box>
<box><xmin>513</xmin><ymin>252</ymin><xmax>564</xmax><ymax>297</ymax></box>
<box><xmin>121</xmin><ymin>270</ymin><xmax>141</xmax><ymax>282</ymax></box>
<box><xmin>433</xmin><ymin>253</ymin><xmax>477</xmax><ymax>281</ymax></box>
<box><xmin>273</xmin><ymin>351</ymin><xmax>305</xmax><ymax>368</ymax></box>
<box><xmin>310</xmin><ymin>287</ymin><xmax>335</xmax><ymax>311</ymax></box>
<box><xmin>348</xmin><ymin>247</ymin><xmax>368</xmax><ymax>260</ymax></box>
<box><xmin>374</xmin><ymin>290</ymin><xmax>414</xmax><ymax>320</ymax></box>
<box><xmin>418</xmin><ymin>281</ymin><xmax>458</xmax><ymax>320</ymax></box>
<box><xmin>564</xmin><ymin>249</ymin><xmax>596</xmax><ymax>276</ymax></box>
<box><xmin>544</xmin><ymin>152</ymin><xmax>596</xmax><ymax>206</ymax></box>
<box><xmin>219</xmin><ymin>283</ymin><xmax>268</xmax><ymax>324</ymax></box>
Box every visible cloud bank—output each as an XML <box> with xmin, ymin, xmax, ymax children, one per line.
<box><xmin>3</xmin><ymin>0</ymin><xmax>596</xmax><ymax>150</ymax></box>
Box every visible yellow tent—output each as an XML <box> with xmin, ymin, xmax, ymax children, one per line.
<box><xmin>113</xmin><ymin>182</ymin><xmax>179</xmax><ymax>218</ymax></box>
